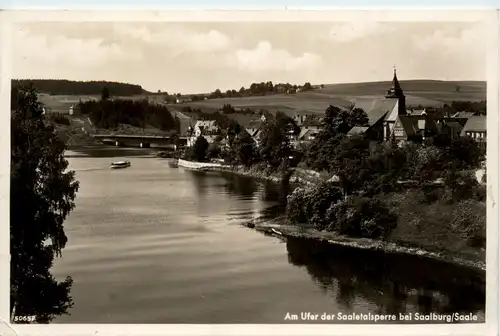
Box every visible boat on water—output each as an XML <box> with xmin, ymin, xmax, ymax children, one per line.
<box><xmin>110</xmin><ymin>160</ymin><xmax>131</xmax><ymax>169</ymax></box>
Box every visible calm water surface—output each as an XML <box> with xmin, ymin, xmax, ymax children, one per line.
<box><xmin>52</xmin><ymin>148</ymin><xmax>485</xmax><ymax>323</ymax></box>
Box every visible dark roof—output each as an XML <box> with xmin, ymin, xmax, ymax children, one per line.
<box><xmin>172</xmin><ymin>110</ymin><xmax>195</xmax><ymax>136</ymax></box>
<box><xmin>347</xmin><ymin>126</ymin><xmax>369</xmax><ymax>136</ymax></box>
<box><xmin>453</xmin><ymin>111</ymin><xmax>476</xmax><ymax>119</ymax></box>
<box><xmin>396</xmin><ymin>115</ymin><xmax>438</xmax><ymax>137</ymax></box>
<box><xmin>246</xmin><ymin>120</ymin><xmax>263</xmax><ymax>129</ymax></box>
<box><xmin>444</xmin><ymin>121</ymin><xmax>463</xmax><ymax>129</ymax></box>
<box><xmin>298</xmin><ymin>129</ymin><xmax>319</xmax><ymax>140</ymax></box>
<box><xmin>441</xmin><ymin>116</ymin><xmax>468</xmax><ymax>127</ymax></box>
<box><xmin>245</xmin><ymin>128</ymin><xmax>260</xmax><ymax>137</ymax></box>
<box><xmin>227</xmin><ymin>113</ymin><xmax>261</xmax><ymax>128</ymax></box>
<box><xmin>354</xmin><ymin>98</ymin><xmax>397</xmax><ymax>125</ymax></box>
<box><xmin>460</xmin><ymin>116</ymin><xmax>486</xmax><ymax>135</ymax></box>
<box><xmin>302</xmin><ymin>117</ymin><xmax>322</xmax><ymax>127</ymax></box>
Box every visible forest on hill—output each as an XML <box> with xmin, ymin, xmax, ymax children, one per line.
<box><xmin>11</xmin><ymin>79</ymin><xmax>146</xmax><ymax>96</ymax></box>
<box><xmin>78</xmin><ymin>99</ymin><xmax>179</xmax><ymax>132</ymax></box>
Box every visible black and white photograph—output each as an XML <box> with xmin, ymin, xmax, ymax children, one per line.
<box><xmin>3</xmin><ymin>9</ymin><xmax>497</xmax><ymax>334</ymax></box>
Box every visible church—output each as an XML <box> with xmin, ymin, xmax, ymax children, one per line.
<box><xmin>348</xmin><ymin>68</ymin><xmax>440</xmax><ymax>145</ymax></box>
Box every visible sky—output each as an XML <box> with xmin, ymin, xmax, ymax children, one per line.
<box><xmin>11</xmin><ymin>20</ymin><xmax>486</xmax><ymax>94</ymax></box>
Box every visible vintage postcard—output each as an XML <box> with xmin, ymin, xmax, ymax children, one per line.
<box><xmin>1</xmin><ymin>9</ymin><xmax>498</xmax><ymax>336</ymax></box>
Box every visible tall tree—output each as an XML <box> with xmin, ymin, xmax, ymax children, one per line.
<box><xmin>258</xmin><ymin>119</ymin><xmax>292</xmax><ymax>168</ymax></box>
<box><xmin>190</xmin><ymin>136</ymin><xmax>209</xmax><ymax>162</ymax></box>
<box><xmin>100</xmin><ymin>86</ymin><xmax>110</xmax><ymax>100</ymax></box>
<box><xmin>10</xmin><ymin>85</ymin><xmax>79</xmax><ymax>323</ymax></box>
<box><xmin>233</xmin><ymin>131</ymin><xmax>258</xmax><ymax>167</ymax></box>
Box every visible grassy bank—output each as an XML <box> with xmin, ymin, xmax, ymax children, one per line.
<box><xmin>242</xmin><ymin>217</ymin><xmax>485</xmax><ymax>272</ymax></box>
<box><xmin>382</xmin><ymin>190</ymin><xmax>486</xmax><ymax>265</ymax></box>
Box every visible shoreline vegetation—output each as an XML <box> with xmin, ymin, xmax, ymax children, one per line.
<box><xmin>176</xmin><ymin>158</ymin><xmax>486</xmax><ymax>273</ymax></box>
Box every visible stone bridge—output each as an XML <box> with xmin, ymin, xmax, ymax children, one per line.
<box><xmin>92</xmin><ymin>134</ymin><xmax>188</xmax><ymax>149</ymax></box>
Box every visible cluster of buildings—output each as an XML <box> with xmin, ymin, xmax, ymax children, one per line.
<box><xmin>347</xmin><ymin>69</ymin><xmax>486</xmax><ymax>146</ymax></box>
<box><xmin>184</xmin><ymin>111</ymin><xmax>322</xmax><ymax>148</ymax></box>
<box><xmin>183</xmin><ymin>69</ymin><xmax>486</xmax><ymax>149</ymax></box>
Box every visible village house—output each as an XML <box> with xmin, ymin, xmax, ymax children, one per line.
<box><xmin>296</xmin><ymin>117</ymin><xmax>322</xmax><ymax>144</ymax></box>
<box><xmin>187</xmin><ymin>120</ymin><xmax>220</xmax><ymax>146</ymax></box>
<box><xmin>291</xmin><ymin>111</ymin><xmax>311</xmax><ymax>126</ymax></box>
<box><xmin>245</xmin><ymin>120</ymin><xmax>263</xmax><ymax>145</ymax></box>
<box><xmin>436</xmin><ymin>118</ymin><xmax>464</xmax><ymax>140</ymax></box>
<box><xmin>460</xmin><ymin>115</ymin><xmax>486</xmax><ymax>143</ymax></box>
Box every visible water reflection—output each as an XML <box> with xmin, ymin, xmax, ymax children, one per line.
<box><xmin>284</xmin><ymin>237</ymin><xmax>485</xmax><ymax>320</ymax></box>
<box><xmin>220</xmin><ymin>173</ymin><xmax>260</xmax><ymax>199</ymax></box>
<box><xmin>65</xmin><ymin>147</ymin><xmax>156</xmax><ymax>158</ymax></box>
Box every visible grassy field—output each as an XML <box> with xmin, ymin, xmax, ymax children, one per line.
<box><xmin>173</xmin><ymin>80</ymin><xmax>486</xmax><ymax>116</ymax></box>
<box><xmin>37</xmin><ymin>80</ymin><xmax>486</xmax><ymax>117</ymax></box>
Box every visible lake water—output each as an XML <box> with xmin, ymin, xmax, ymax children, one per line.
<box><xmin>52</xmin><ymin>147</ymin><xmax>485</xmax><ymax>324</ymax></box>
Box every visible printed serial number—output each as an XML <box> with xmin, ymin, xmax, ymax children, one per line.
<box><xmin>13</xmin><ymin>315</ymin><xmax>36</xmax><ymax>322</ymax></box>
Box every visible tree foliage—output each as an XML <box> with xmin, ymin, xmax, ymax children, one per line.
<box><xmin>258</xmin><ymin>118</ymin><xmax>293</xmax><ymax>168</ymax></box>
<box><xmin>233</xmin><ymin>131</ymin><xmax>258</xmax><ymax>167</ymax></box>
<box><xmin>305</xmin><ymin>105</ymin><xmax>369</xmax><ymax>171</ymax></box>
<box><xmin>286</xmin><ymin>182</ymin><xmax>344</xmax><ymax>230</ymax></box>
<box><xmin>12</xmin><ymin>79</ymin><xmax>145</xmax><ymax>96</ymax></box>
<box><xmin>325</xmin><ymin>197</ymin><xmax>398</xmax><ymax>239</ymax></box>
<box><xmin>10</xmin><ymin>85</ymin><xmax>79</xmax><ymax>323</ymax></box>
<box><xmin>78</xmin><ymin>99</ymin><xmax>179</xmax><ymax>131</ymax></box>
<box><xmin>189</xmin><ymin>136</ymin><xmax>209</xmax><ymax>162</ymax></box>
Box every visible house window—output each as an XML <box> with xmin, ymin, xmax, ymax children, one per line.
<box><xmin>394</xmin><ymin>129</ymin><xmax>404</xmax><ymax>137</ymax></box>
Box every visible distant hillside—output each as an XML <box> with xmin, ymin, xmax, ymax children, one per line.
<box><xmin>12</xmin><ymin>79</ymin><xmax>148</xmax><ymax>96</ymax></box>
<box><xmin>176</xmin><ymin>80</ymin><xmax>486</xmax><ymax>116</ymax></box>
<box><xmin>321</xmin><ymin>80</ymin><xmax>486</xmax><ymax>98</ymax></box>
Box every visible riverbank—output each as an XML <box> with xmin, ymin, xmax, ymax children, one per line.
<box><xmin>241</xmin><ymin>218</ymin><xmax>486</xmax><ymax>272</ymax></box>
<box><xmin>176</xmin><ymin>159</ymin><xmax>326</xmax><ymax>186</ymax></box>
<box><xmin>176</xmin><ymin>159</ymin><xmax>485</xmax><ymax>273</ymax></box>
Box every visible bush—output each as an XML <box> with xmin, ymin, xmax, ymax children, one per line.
<box><xmin>386</xmin><ymin>190</ymin><xmax>486</xmax><ymax>255</ymax></box>
<box><xmin>443</xmin><ymin>170</ymin><xmax>485</xmax><ymax>203</ymax></box>
<box><xmin>285</xmin><ymin>187</ymin><xmax>315</xmax><ymax>225</ymax></box>
<box><xmin>286</xmin><ymin>181</ymin><xmax>343</xmax><ymax>230</ymax></box>
<box><xmin>326</xmin><ymin>196</ymin><xmax>398</xmax><ymax>239</ymax></box>
<box><xmin>206</xmin><ymin>143</ymin><xmax>222</xmax><ymax>160</ymax></box>
<box><xmin>451</xmin><ymin>200</ymin><xmax>486</xmax><ymax>248</ymax></box>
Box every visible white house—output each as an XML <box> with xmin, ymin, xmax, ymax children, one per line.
<box><xmin>187</xmin><ymin>120</ymin><xmax>220</xmax><ymax>146</ymax></box>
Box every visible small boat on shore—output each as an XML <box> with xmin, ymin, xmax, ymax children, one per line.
<box><xmin>110</xmin><ymin>160</ymin><xmax>131</xmax><ymax>169</ymax></box>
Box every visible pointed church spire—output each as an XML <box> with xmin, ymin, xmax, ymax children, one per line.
<box><xmin>386</xmin><ymin>66</ymin><xmax>403</xmax><ymax>98</ymax></box>
<box><xmin>392</xmin><ymin>66</ymin><xmax>402</xmax><ymax>91</ymax></box>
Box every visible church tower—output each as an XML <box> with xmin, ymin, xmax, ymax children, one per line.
<box><xmin>385</xmin><ymin>67</ymin><xmax>406</xmax><ymax>115</ymax></box>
